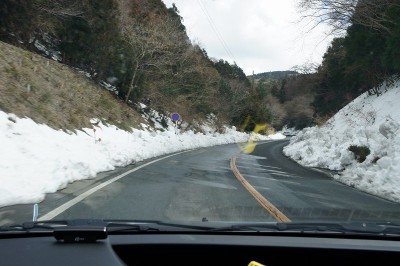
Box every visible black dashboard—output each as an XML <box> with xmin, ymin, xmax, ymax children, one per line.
<box><xmin>1</xmin><ymin>232</ymin><xmax>400</xmax><ymax>265</ymax></box>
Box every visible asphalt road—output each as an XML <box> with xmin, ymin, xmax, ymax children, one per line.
<box><xmin>49</xmin><ymin>143</ymin><xmax>276</xmax><ymax>223</ymax></box>
<box><xmin>1</xmin><ymin>140</ymin><xmax>400</xmax><ymax>225</ymax></box>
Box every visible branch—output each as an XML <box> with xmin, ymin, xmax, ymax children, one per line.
<box><xmin>298</xmin><ymin>0</ymin><xmax>399</xmax><ymax>35</ymax></box>
<box><xmin>34</xmin><ymin>0</ymin><xmax>85</xmax><ymax>20</ymax></box>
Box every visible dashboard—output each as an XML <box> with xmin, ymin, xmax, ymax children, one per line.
<box><xmin>1</xmin><ymin>232</ymin><xmax>400</xmax><ymax>265</ymax></box>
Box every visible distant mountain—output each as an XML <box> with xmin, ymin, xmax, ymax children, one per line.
<box><xmin>250</xmin><ymin>71</ymin><xmax>297</xmax><ymax>80</ymax></box>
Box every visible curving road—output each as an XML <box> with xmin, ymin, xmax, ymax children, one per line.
<box><xmin>1</xmin><ymin>140</ymin><xmax>400</xmax><ymax>225</ymax></box>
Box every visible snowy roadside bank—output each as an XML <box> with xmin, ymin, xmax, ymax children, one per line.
<box><xmin>0</xmin><ymin>111</ymin><xmax>284</xmax><ymax>208</ymax></box>
<box><xmin>284</xmin><ymin>81</ymin><xmax>400</xmax><ymax>203</ymax></box>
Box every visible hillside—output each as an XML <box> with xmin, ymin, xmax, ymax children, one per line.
<box><xmin>0</xmin><ymin>0</ymin><xmax>266</xmax><ymax>129</ymax></box>
<box><xmin>250</xmin><ymin>71</ymin><xmax>297</xmax><ymax>80</ymax></box>
<box><xmin>0</xmin><ymin>34</ymin><xmax>286</xmax><ymax>208</ymax></box>
<box><xmin>0</xmin><ymin>41</ymin><xmax>144</xmax><ymax>132</ymax></box>
<box><xmin>284</xmin><ymin>80</ymin><xmax>400</xmax><ymax>203</ymax></box>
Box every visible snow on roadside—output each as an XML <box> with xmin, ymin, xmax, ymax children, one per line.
<box><xmin>0</xmin><ymin>111</ymin><xmax>284</xmax><ymax>208</ymax></box>
<box><xmin>284</xmin><ymin>80</ymin><xmax>400</xmax><ymax>202</ymax></box>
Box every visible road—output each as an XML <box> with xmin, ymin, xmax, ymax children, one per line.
<box><xmin>1</xmin><ymin>140</ymin><xmax>399</xmax><ymax>225</ymax></box>
<box><xmin>236</xmin><ymin>140</ymin><xmax>400</xmax><ymax>222</ymax></box>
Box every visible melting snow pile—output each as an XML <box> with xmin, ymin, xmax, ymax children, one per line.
<box><xmin>284</xmin><ymin>80</ymin><xmax>400</xmax><ymax>202</ymax></box>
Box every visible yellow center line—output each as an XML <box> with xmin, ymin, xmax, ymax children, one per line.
<box><xmin>230</xmin><ymin>154</ymin><xmax>291</xmax><ymax>223</ymax></box>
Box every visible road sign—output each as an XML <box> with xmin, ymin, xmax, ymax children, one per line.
<box><xmin>171</xmin><ymin>113</ymin><xmax>180</xmax><ymax>121</ymax></box>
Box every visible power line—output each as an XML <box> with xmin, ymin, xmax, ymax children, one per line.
<box><xmin>197</xmin><ymin>0</ymin><xmax>236</xmax><ymax>61</ymax></box>
<box><xmin>196</xmin><ymin>0</ymin><xmax>237</xmax><ymax>63</ymax></box>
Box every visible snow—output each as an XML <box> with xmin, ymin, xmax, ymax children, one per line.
<box><xmin>280</xmin><ymin>125</ymin><xmax>300</xmax><ymax>137</ymax></box>
<box><xmin>99</xmin><ymin>80</ymin><xmax>118</xmax><ymax>94</ymax></box>
<box><xmin>33</xmin><ymin>39</ymin><xmax>62</xmax><ymax>62</ymax></box>
<box><xmin>0</xmin><ymin>111</ymin><xmax>284</xmax><ymax>208</ymax></box>
<box><xmin>284</xmin><ymin>80</ymin><xmax>400</xmax><ymax>202</ymax></box>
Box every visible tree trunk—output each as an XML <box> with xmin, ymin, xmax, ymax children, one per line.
<box><xmin>125</xmin><ymin>61</ymin><xmax>139</xmax><ymax>103</ymax></box>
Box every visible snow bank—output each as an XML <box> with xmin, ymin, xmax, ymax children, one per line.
<box><xmin>0</xmin><ymin>111</ymin><xmax>283</xmax><ymax>208</ymax></box>
<box><xmin>284</xmin><ymin>81</ymin><xmax>400</xmax><ymax>202</ymax></box>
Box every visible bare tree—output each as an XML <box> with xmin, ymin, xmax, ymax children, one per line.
<box><xmin>116</xmin><ymin>0</ymin><xmax>190</xmax><ymax>103</ymax></box>
<box><xmin>265</xmin><ymin>96</ymin><xmax>286</xmax><ymax>127</ymax></box>
<box><xmin>290</xmin><ymin>61</ymin><xmax>319</xmax><ymax>75</ymax></box>
<box><xmin>298</xmin><ymin>0</ymin><xmax>400</xmax><ymax>35</ymax></box>
<box><xmin>30</xmin><ymin>0</ymin><xmax>87</xmax><ymax>34</ymax></box>
<box><xmin>34</xmin><ymin>0</ymin><xmax>85</xmax><ymax>20</ymax></box>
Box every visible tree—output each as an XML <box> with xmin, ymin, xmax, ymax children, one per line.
<box><xmin>213</xmin><ymin>59</ymin><xmax>250</xmax><ymax>86</ymax></box>
<box><xmin>116</xmin><ymin>0</ymin><xmax>190</xmax><ymax>103</ymax></box>
<box><xmin>298</xmin><ymin>0</ymin><xmax>400</xmax><ymax>35</ymax></box>
<box><xmin>34</xmin><ymin>0</ymin><xmax>85</xmax><ymax>21</ymax></box>
<box><xmin>290</xmin><ymin>62</ymin><xmax>318</xmax><ymax>75</ymax></box>
<box><xmin>167</xmin><ymin>3</ymin><xmax>186</xmax><ymax>33</ymax></box>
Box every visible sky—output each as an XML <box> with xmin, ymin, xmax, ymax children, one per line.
<box><xmin>161</xmin><ymin>0</ymin><xmax>334</xmax><ymax>75</ymax></box>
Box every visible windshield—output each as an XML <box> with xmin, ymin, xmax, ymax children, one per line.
<box><xmin>1</xmin><ymin>0</ymin><xmax>400</xmax><ymax>230</ymax></box>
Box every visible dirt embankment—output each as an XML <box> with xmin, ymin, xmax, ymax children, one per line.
<box><xmin>0</xmin><ymin>41</ymin><xmax>144</xmax><ymax>132</ymax></box>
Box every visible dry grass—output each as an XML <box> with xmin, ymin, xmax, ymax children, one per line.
<box><xmin>0</xmin><ymin>41</ymin><xmax>144</xmax><ymax>132</ymax></box>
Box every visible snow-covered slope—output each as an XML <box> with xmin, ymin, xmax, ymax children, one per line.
<box><xmin>0</xmin><ymin>111</ymin><xmax>283</xmax><ymax>208</ymax></box>
<box><xmin>284</xmin><ymin>80</ymin><xmax>400</xmax><ymax>202</ymax></box>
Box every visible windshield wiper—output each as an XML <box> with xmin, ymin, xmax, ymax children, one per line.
<box><xmin>0</xmin><ymin>220</ymin><xmax>69</xmax><ymax>232</ymax></box>
<box><xmin>105</xmin><ymin>220</ymin><xmax>217</xmax><ymax>233</ymax></box>
<box><xmin>0</xmin><ymin>219</ymin><xmax>217</xmax><ymax>238</ymax></box>
<box><xmin>208</xmin><ymin>222</ymin><xmax>400</xmax><ymax>236</ymax></box>
<box><xmin>3</xmin><ymin>220</ymin><xmax>400</xmax><ymax>239</ymax></box>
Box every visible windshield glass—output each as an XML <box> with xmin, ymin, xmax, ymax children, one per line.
<box><xmin>1</xmin><ymin>0</ymin><xmax>400</xmax><ymax>229</ymax></box>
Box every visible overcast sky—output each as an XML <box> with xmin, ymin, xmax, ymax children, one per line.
<box><xmin>161</xmin><ymin>0</ymin><xmax>334</xmax><ymax>75</ymax></box>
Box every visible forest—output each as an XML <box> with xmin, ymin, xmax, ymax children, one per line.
<box><xmin>1</xmin><ymin>0</ymin><xmax>399</xmax><ymax>130</ymax></box>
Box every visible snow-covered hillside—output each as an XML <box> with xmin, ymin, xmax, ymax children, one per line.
<box><xmin>0</xmin><ymin>111</ymin><xmax>284</xmax><ymax>208</ymax></box>
<box><xmin>284</xmin><ymin>80</ymin><xmax>400</xmax><ymax>203</ymax></box>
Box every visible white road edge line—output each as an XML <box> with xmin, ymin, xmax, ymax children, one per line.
<box><xmin>39</xmin><ymin>150</ymin><xmax>192</xmax><ymax>221</ymax></box>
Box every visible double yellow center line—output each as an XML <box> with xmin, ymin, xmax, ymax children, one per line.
<box><xmin>230</xmin><ymin>155</ymin><xmax>291</xmax><ymax>223</ymax></box>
